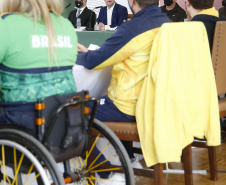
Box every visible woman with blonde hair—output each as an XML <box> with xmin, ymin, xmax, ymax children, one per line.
<box><xmin>0</xmin><ymin>0</ymin><xmax>78</xmax><ymax>130</ymax></box>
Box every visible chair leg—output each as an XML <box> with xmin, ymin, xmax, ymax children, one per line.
<box><xmin>182</xmin><ymin>144</ymin><xmax>193</xmax><ymax>185</ymax></box>
<box><xmin>154</xmin><ymin>163</ymin><xmax>164</xmax><ymax>185</ymax></box>
<box><xmin>208</xmin><ymin>146</ymin><xmax>218</xmax><ymax>181</ymax></box>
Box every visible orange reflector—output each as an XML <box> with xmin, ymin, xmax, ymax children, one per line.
<box><xmin>35</xmin><ymin>103</ymin><xmax>45</xmax><ymax>110</ymax></box>
<box><xmin>35</xmin><ymin>118</ymin><xmax>45</xmax><ymax>125</ymax></box>
<box><xmin>84</xmin><ymin>107</ymin><xmax>90</xmax><ymax>114</ymax></box>
<box><xmin>64</xmin><ymin>177</ymin><xmax>72</xmax><ymax>184</ymax></box>
<box><xmin>85</xmin><ymin>94</ymin><xmax>90</xmax><ymax>98</ymax></box>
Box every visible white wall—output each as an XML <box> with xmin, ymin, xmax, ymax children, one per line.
<box><xmin>86</xmin><ymin>0</ymin><xmax>133</xmax><ymax>15</ymax></box>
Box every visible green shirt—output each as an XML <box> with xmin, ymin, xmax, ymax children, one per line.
<box><xmin>0</xmin><ymin>13</ymin><xmax>77</xmax><ymax>68</ymax></box>
<box><xmin>0</xmin><ymin>13</ymin><xmax>78</xmax><ymax>102</ymax></box>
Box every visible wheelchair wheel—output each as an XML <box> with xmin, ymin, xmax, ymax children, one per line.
<box><xmin>0</xmin><ymin>129</ymin><xmax>65</xmax><ymax>185</ymax></box>
<box><xmin>65</xmin><ymin>118</ymin><xmax>135</xmax><ymax>185</ymax></box>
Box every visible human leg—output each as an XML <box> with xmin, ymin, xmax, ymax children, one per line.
<box><xmin>90</xmin><ymin>95</ymin><xmax>136</xmax><ymax>158</ymax></box>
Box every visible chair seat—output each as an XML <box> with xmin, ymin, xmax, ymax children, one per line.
<box><xmin>103</xmin><ymin>122</ymin><xmax>139</xmax><ymax>142</ymax></box>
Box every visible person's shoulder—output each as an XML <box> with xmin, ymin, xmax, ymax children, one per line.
<box><xmin>115</xmin><ymin>3</ymin><xmax>127</xmax><ymax>10</ymax></box>
<box><xmin>0</xmin><ymin>13</ymin><xmax>13</xmax><ymax>19</ymax></box>
<box><xmin>0</xmin><ymin>13</ymin><xmax>17</xmax><ymax>20</ymax></box>
<box><xmin>85</xmin><ymin>7</ymin><xmax>95</xmax><ymax>14</ymax></box>
<box><xmin>99</xmin><ymin>6</ymin><xmax>107</xmax><ymax>13</ymax></box>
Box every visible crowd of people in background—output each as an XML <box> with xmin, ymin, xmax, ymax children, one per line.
<box><xmin>67</xmin><ymin>0</ymin><xmax>226</xmax><ymax>30</ymax></box>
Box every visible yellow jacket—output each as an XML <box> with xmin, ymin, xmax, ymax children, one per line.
<box><xmin>136</xmin><ymin>22</ymin><xmax>221</xmax><ymax>167</ymax></box>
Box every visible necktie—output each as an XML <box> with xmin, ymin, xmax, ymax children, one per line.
<box><xmin>77</xmin><ymin>9</ymin><xmax>81</xmax><ymax>17</ymax></box>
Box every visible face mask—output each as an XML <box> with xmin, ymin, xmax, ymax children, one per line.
<box><xmin>75</xmin><ymin>0</ymin><xmax>83</xmax><ymax>8</ymax></box>
<box><xmin>164</xmin><ymin>0</ymin><xmax>173</xmax><ymax>6</ymax></box>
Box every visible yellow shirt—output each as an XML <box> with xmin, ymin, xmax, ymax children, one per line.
<box><xmin>95</xmin><ymin>28</ymin><xmax>160</xmax><ymax>116</ymax></box>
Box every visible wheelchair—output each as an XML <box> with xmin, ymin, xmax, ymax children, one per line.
<box><xmin>0</xmin><ymin>91</ymin><xmax>134</xmax><ymax>185</ymax></box>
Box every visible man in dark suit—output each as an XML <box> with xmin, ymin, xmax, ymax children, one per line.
<box><xmin>68</xmin><ymin>0</ymin><xmax>96</xmax><ymax>29</ymax></box>
<box><xmin>97</xmin><ymin>0</ymin><xmax>128</xmax><ymax>31</ymax></box>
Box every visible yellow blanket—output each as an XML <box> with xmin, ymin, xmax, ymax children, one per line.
<box><xmin>136</xmin><ymin>22</ymin><xmax>221</xmax><ymax>167</ymax></box>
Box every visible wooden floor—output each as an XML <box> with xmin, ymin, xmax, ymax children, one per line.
<box><xmin>135</xmin><ymin>141</ymin><xmax>226</xmax><ymax>185</ymax></box>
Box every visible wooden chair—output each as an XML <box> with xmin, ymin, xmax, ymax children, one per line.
<box><xmin>101</xmin><ymin>22</ymin><xmax>222</xmax><ymax>185</ymax></box>
<box><xmin>212</xmin><ymin>21</ymin><xmax>226</xmax><ymax>137</ymax></box>
<box><xmin>103</xmin><ymin>122</ymin><xmax>193</xmax><ymax>185</ymax></box>
<box><xmin>191</xmin><ymin>21</ymin><xmax>226</xmax><ymax>181</ymax></box>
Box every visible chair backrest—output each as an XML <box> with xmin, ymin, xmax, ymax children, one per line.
<box><xmin>211</xmin><ymin>21</ymin><xmax>226</xmax><ymax>95</ymax></box>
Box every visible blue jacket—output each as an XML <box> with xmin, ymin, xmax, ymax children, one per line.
<box><xmin>77</xmin><ymin>5</ymin><xmax>171</xmax><ymax>115</ymax></box>
<box><xmin>96</xmin><ymin>3</ymin><xmax>128</xmax><ymax>28</ymax></box>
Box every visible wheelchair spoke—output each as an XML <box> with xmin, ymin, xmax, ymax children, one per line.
<box><xmin>70</xmin><ymin>158</ymin><xmax>79</xmax><ymax>170</ymax></box>
<box><xmin>0</xmin><ymin>161</ymin><xmax>12</xmax><ymax>185</ymax></box>
<box><xmin>87</xmin><ymin>177</ymin><xmax>95</xmax><ymax>185</ymax></box>
<box><xmin>79</xmin><ymin>157</ymin><xmax>84</xmax><ymax>171</ymax></box>
<box><xmin>1</xmin><ymin>145</ymin><xmax>12</xmax><ymax>185</ymax></box>
<box><xmin>23</xmin><ymin>164</ymin><xmax>34</xmax><ymax>185</ymax></box>
<box><xmin>88</xmin><ymin>142</ymin><xmax>110</xmax><ymax>169</ymax></box>
<box><xmin>12</xmin><ymin>153</ymin><xmax>24</xmax><ymax>185</ymax></box>
<box><xmin>13</xmin><ymin>148</ymin><xmax>18</xmax><ymax>185</ymax></box>
<box><xmin>25</xmin><ymin>173</ymin><xmax>40</xmax><ymax>185</ymax></box>
<box><xmin>90</xmin><ymin>167</ymin><xmax>121</xmax><ymax>173</ymax></box>
<box><xmin>82</xmin><ymin>134</ymin><xmax>100</xmax><ymax>169</ymax></box>
<box><xmin>83</xmin><ymin>154</ymin><xmax>117</xmax><ymax>175</ymax></box>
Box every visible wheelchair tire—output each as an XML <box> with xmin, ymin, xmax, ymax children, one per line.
<box><xmin>66</xmin><ymin>118</ymin><xmax>135</xmax><ymax>185</ymax></box>
<box><xmin>0</xmin><ymin>128</ymin><xmax>65</xmax><ymax>185</ymax></box>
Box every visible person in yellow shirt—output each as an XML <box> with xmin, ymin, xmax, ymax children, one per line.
<box><xmin>77</xmin><ymin>0</ymin><xmax>171</xmax><ymax>159</ymax></box>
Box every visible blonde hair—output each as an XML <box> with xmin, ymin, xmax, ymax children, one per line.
<box><xmin>0</xmin><ymin>0</ymin><xmax>64</xmax><ymax>65</ymax></box>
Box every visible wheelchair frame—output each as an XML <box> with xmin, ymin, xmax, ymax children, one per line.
<box><xmin>0</xmin><ymin>92</ymin><xmax>135</xmax><ymax>185</ymax></box>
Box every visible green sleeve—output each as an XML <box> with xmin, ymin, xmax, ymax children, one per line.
<box><xmin>0</xmin><ymin>19</ymin><xmax>9</xmax><ymax>63</ymax></box>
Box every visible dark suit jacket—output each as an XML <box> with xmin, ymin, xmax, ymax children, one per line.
<box><xmin>96</xmin><ymin>3</ymin><xmax>128</xmax><ymax>28</ymax></box>
<box><xmin>68</xmin><ymin>7</ymin><xmax>96</xmax><ymax>28</ymax></box>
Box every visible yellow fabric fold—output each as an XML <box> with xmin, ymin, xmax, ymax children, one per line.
<box><xmin>136</xmin><ymin>22</ymin><xmax>221</xmax><ymax>167</ymax></box>
<box><xmin>94</xmin><ymin>28</ymin><xmax>160</xmax><ymax>116</ymax></box>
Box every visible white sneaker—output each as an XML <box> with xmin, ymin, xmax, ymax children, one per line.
<box><xmin>131</xmin><ymin>156</ymin><xmax>143</xmax><ymax>169</ymax></box>
<box><xmin>95</xmin><ymin>172</ymin><xmax>125</xmax><ymax>185</ymax></box>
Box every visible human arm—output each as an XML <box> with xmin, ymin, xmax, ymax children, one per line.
<box><xmin>76</xmin><ymin>24</ymin><xmax>132</xmax><ymax>70</ymax></box>
<box><xmin>77</xmin><ymin>43</ymin><xmax>88</xmax><ymax>52</ymax></box>
<box><xmin>96</xmin><ymin>7</ymin><xmax>104</xmax><ymax>24</ymax></box>
<box><xmin>90</xmin><ymin>11</ymin><xmax>96</xmax><ymax>28</ymax></box>
<box><xmin>99</xmin><ymin>22</ymin><xmax>105</xmax><ymax>31</ymax></box>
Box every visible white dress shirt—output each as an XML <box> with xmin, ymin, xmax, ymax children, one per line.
<box><xmin>75</xmin><ymin>6</ymin><xmax>86</xmax><ymax>17</ymax></box>
<box><xmin>105</xmin><ymin>4</ymin><xmax>115</xmax><ymax>30</ymax></box>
